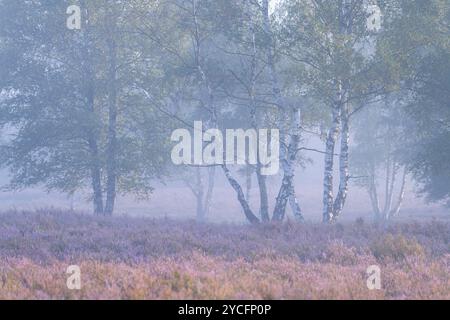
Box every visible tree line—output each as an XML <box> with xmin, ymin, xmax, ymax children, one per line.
<box><xmin>0</xmin><ymin>0</ymin><xmax>449</xmax><ymax>223</ymax></box>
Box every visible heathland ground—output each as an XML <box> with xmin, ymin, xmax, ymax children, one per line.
<box><xmin>0</xmin><ymin>210</ymin><xmax>448</xmax><ymax>299</ymax></box>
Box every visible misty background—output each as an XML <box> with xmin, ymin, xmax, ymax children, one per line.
<box><xmin>0</xmin><ymin>137</ymin><xmax>444</xmax><ymax>223</ymax></box>
<box><xmin>1</xmin><ymin>0</ymin><xmax>449</xmax><ymax>224</ymax></box>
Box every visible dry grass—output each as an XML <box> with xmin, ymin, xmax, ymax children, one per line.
<box><xmin>0</xmin><ymin>209</ymin><xmax>448</xmax><ymax>299</ymax></box>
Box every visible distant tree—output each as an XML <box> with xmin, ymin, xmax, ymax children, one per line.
<box><xmin>379</xmin><ymin>0</ymin><xmax>450</xmax><ymax>208</ymax></box>
<box><xmin>351</xmin><ymin>97</ymin><xmax>409</xmax><ymax>220</ymax></box>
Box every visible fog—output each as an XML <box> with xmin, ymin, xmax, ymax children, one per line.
<box><xmin>1</xmin><ymin>0</ymin><xmax>449</xmax><ymax>224</ymax></box>
<box><xmin>0</xmin><ymin>136</ymin><xmax>445</xmax><ymax>223</ymax></box>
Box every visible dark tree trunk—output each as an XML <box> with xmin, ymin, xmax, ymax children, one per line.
<box><xmin>88</xmin><ymin>136</ymin><xmax>104</xmax><ymax>215</ymax></box>
<box><xmin>272</xmin><ymin>173</ymin><xmax>292</xmax><ymax>221</ymax></box>
<box><xmin>81</xmin><ymin>2</ymin><xmax>103</xmax><ymax>215</ymax></box>
<box><xmin>256</xmin><ymin>167</ymin><xmax>270</xmax><ymax>222</ymax></box>
<box><xmin>105</xmin><ymin>28</ymin><xmax>118</xmax><ymax>216</ymax></box>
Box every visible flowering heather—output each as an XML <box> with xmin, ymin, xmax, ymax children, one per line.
<box><xmin>0</xmin><ymin>209</ymin><xmax>448</xmax><ymax>299</ymax></box>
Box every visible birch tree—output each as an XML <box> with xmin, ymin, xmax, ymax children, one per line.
<box><xmin>384</xmin><ymin>0</ymin><xmax>450</xmax><ymax>208</ymax></box>
<box><xmin>280</xmin><ymin>0</ymin><xmax>387</xmax><ymax>222</ymax></box>
<box><xmin>351</xmin><ymin>98</ymin><xmax>409</xmax><ymax>220</ymax></box>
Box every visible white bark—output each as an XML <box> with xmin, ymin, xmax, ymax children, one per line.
<box><xmin>191</xmin><ymin>0</ymin><xmax>256</xmax><ymax>223</ymax></box>
<box><xmin>222</xmin><ymin>165</ymin><xmax>260</xmax><ymax>224</ymax></box>
<box><xmin>322</xmin><ymin>104</ymin><xmax>341</xmax><ymax>222</ymax></box>
<box><xmin>389</xmin><ymin>167</ymin><xmax>407</xmax><ymax>218</ymax></box>
<box><xmin>261</xmin><ymin>0</ymin><xmax>304</xmax><ymax>222</ymax></box>
<box><xmin>332</xmin><ymin>103</ymin><xmax>350</xmax><ymax>220</ymax></box>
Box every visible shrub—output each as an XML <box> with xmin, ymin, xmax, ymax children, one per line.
<box><xmin>371</xmin><ymin>234</ymin><xmax>425</xmax><ymax>262</ymax></box>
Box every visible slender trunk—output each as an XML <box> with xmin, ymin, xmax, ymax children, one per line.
<box><xmin>191</xmin><ymin>1</ymin><xmax>256</xmax><ymax>224</ymax></box>
<box><xmin>195</xmin><ymin>168</ymin><xmax>205</xmax><ymax>221</ymax></box>
<box><xmin>272</xmin><ymin>152</ymin><xmax>303</xmax><ymax>222</ymax></box>
<box><xmin>85</xmin><ymin>60</ymin><xmax>103</xmax><ymax>215</ymax></box>
<box><xmin>273</xmin><ymin>109</ymin><xmax>304</xmax><ymax>222</ymax></box>
<box><xmin>196</xmin><ymin>194</ymin><xmax>204</xmax><ymax>221</ymax></box>
<box><xmin>322</xmin><ymin>104</ymin><xmax>341</xmax><ymax>222</ymax></box>
<box><xmin>382</xmin><ymin>152</ymin><xmax>392</xmax><ymax>219</ymax></box>
<box><xmin>323</xmin><ymin>0</ymin><xmax>352</xmax><ymax>223</ymax></box>
<box><xmin>272</xmin><ymin>165</ymin><xmax>293</xmax><ymax>221</ymax></box>
<box><xmin>81</xmin><ymin>3</ymin><xmax>103</xmax><ymax>215</ymax></box>
<box><xmin>184</xmin><ymin>168</ymin><xmax>208</xmax><ymax>222</ymax></box>
<box><xmin>256</xmin><ymin>168</ymin><xmax>270</xmax><ymax>222</ymax></box>
<box><xmin>368</xmin><ymin>166</ymin><xmax>381</xmax><ymax>220</ymax></box>
<box><xmin>250</xmin><ymin>90</ymin><xmax>269</xmax><ymax>222</ymax></box>
<box><xmin>385</xmin><ymin>161</ymin><xmax>397</xmax><ymax>219</ymax></box>
<box><xmin>288</xmin><ymin>107</ymin><xmax>304</xmax><ymax>224</ymax></box>
<box><xmin>332</xmin><ymin>104</ymin><xmax>350</xmax><ymax>220</ymax></box>
<box><xmin>248</xmin><ymin>17</ymin><xmax>270</xmax><ymax>223</ymax></box>
<box><xmin>245</xmin><ymin>165</ymin><xmax>252</xmax><ymax>202</ymax></box>
<box><xmin>262</xmin><ymin>1</ymin><xmax>303</xmax><ymax>222</ymax></box>
<box><xmin>261</xmin><ymin>0</ymin><xmax>288</xmax><ymax>220</ymax></box>
<box><xmin>104</xmin><ymin>27</ymin><xmax>118</xmax><ymax>215</ymax></box>
<box><xmin>389</xmin><ymin>166</ymin><xmax>407</xmax><ymax>218</ymax></box>
<box><xmin>88</xmin><ymin>136</ymin><xmax>104</xmax><ymax>215</ymax></box>
<box><xmin>202</xmin><ymin>166</ymin><xmax>215</xmax><ymax>217</ymax></box>
<box><xmin>289</xmin><ymin>193</ymin><xmax>303</xmax><ymax>221</ymax></box>
<box><xmin>222</xmin><ymin>165</ymin><xmax>260</xmax><ymax>224</ymax></box>
<box><xmin>261</xmin><ymin>0</ymin><xmax>283</xmax><ymax>111</ymax></box>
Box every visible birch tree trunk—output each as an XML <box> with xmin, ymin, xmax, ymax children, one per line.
<box><xmin>332</xmin><ymin>103</ymin><xmax>350</xmax><ymax>220</ymax></box>
<box><xmin>256</xmin><ymin>170</ymin><xmax>269</xmax><ymax>221</ymax></box>
<box><xmin>195</xmin><ymin>168</ymin><xmax>205</xmax><ymax>221</ymax></box>
<box><xmin>261</xmin><ymin>0</ymin><xmax>303</xmax><ymax>222</ymax></box>
<box><xmin>202</xmin><ymin>166</ymin><xmax>215</xmax><ymax>217</ymax></box>
<box><xmin>366</xmin><ymin>162</ymin><xmax>407</xmax><ymax>221</ymax></box>
<box><xmin>273</xmin><ymin>108</ymin><xmax>304</xmax><ymax>222</ymax></box>
<box><xmin>248</xmin><ymin>22</ymin><xmax>270</xmax><ymax>222</ymax></box>
<box><xmin>222</xmin><ymin>165</ymin><xmax>260</xmax><ymax>224</ymax></box>
<box><xmin>368</xmin><ymin>167</ymin><xmax>381</xmax><ymax>220</ymax></box>
<box><xmin>190</xmin><ymin>0</ymin><xmax>255</xmax><ymax>223</ymax></box>
<box><xmin>245</xmin><ymin>165</ymin><xmax>252</xmax><ymax>202</ymax></box>
<box><xmin>288</xmin><ymin>110</ymin><xmax>304</xmax><ymax>222</ymax></box>
<box><xmin>385</xmin><ymin>162</ymin><xmax>397</xmax><ymax>219</ymax></box>
<box><xmin>249</xmin><ymin>80</ymin><xmax>269</xmax><ymax>222</ymax></box>
<box><xmin>251</xmin><ymin>102</ymin><xmax>269</xmax><ymax>222</ymax></box>
<box><xmin>322</xmin><ymin>104</ymin><xmax>341</xmax><ymax>223</ymax></box>
<box><xmin>382</xmin><ymin>153</ymin><xmax>391</xmax><ymax>219</ymax></box>
<box><xmin>323</xmin><ymin>0</ymin><xmax>352</xmax><ymax>223</ymax></box>
<box><xmin>389</xmin><ymin>167</ymin><xmax>407</xmax><ymax>218</ymax></box>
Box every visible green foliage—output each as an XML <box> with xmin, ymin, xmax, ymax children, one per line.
<box><xmin>380</xmin><ymin>0</ymin><xmax>450</xmax><ymax>206</ymax></box>
<box><xmin>0</xmin><ymin>1</ymin><xmax>170</xmax><ymax>202</ymax></box>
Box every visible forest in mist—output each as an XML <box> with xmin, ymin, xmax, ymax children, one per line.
<box><xmin>1</xmin><ymin>0</ymin><xmax>450</xmax><ymax>224</ymax></box>
<box><xmin>0</xmin><ymin>0</ymin><xmax>449</xmax><ymax>300</ymax></box>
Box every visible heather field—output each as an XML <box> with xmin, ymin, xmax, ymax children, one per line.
<box><xmin>0</xmin><ymin>210</ymin><xmax>448</xmax><ymax>300</ymax></box>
